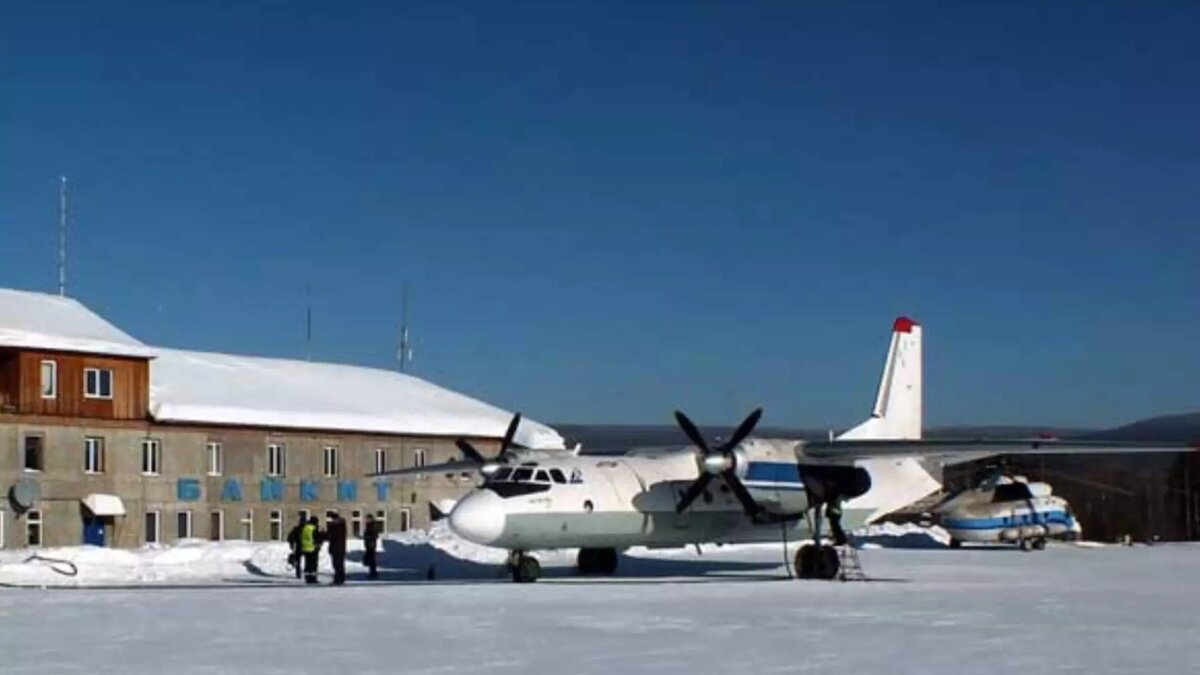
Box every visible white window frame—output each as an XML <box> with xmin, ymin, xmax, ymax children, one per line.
<box><xmin>0</xmin><ymin>509</ymin><xmax>6</xmax><ymax>548</ymax></box>
<box><xmin>210</xmin><ymin>510</ymin><xmax>225</xmax><ymax>542</ymax></box>
<box><xmin>240</xmin><ymin>510</ymin><xmax>253</xmax><ymax>541</ymax></box>
<box><xmin>375</xmin><ymin>509</ymin><xmax>387</xmax><ymax>534</ymax></box>
<box><xmin>177</xmin><ymin>510</ymin><xmax>193</xmax><ymax>540</ymax></box>
<box><xmin>269</xmin><ymin>510</ymin><xmax>283</xmax><ymax>542</ymax></box>
<box><xmin>145</xmin><ymin>510</ymin><xmax>162</xmax><ymax>545</ymax></box>
<box><xmin>40</xmin><ymin>360</ymin><xmax>57</xmax><ymax>399</ymax></box>
<box><xmin>27</xmin><ymin>509</ymin><xmax>42</xmax><ymax>547</ymax></box>
<box><xmin>323</xmin><ymin>446</ymin><xmax>339</xmax><ymax>478</ymax></box>
<box><xmin>413</xmin><ymin>448</ymin><xmax>426</xmax><ymax>468</ymax></box>
<box><xmin>23</xmin><ymin>435</ymin><xmax>45</xmax><ymax>472</ymax></box>
<box><xmin>206</xmin><ymin>441</ymin><xmax>223</xmax><ymax>476</ymax></box>
<box><xmin>84</xmin><ymin>436</ymin><xmax>105</xmax><ymax>474</ymax></box>
<box><xmin>398</xmin><ymin>508</ymin><xmax>411</xmax><ymax>533</ymax></box>
<box><xmin>267</xmin><ymin>443</ymin><xmax>286</xmax><ymax>477</ymax></box>
<box><xmin>141</xmin><ymin>438</ymin><xmax>162</xmax><ymax>475</ymax></box>
<box><xmin>83</xmin><ymin>367</ymin><xmax>114</xmax><ymax>400</ymax></box>
<box><xmin>374</xmin><ymin>447</ymin><xmax>387</xmax><ymax>475</ymax></box>
<box><xmin>351</xmin><ymin>509</ymin><xmax>363</xmax><ymax>539</ymax></box>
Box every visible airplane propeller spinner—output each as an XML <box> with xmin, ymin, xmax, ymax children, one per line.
<box><xmin>673</xmin><ymin>407</ymin><xmax>764</xmax><ymax>517</ymax></box>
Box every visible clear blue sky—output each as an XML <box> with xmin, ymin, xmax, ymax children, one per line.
<box><xmin>2</xmin><ymin>2</ymin><xmax>1197</xmax><ymax>428</ymax></box>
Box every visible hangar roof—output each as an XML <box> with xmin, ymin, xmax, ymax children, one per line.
<box><xmin>0</xmin><ymin>288</ymin><xmax>156</xmax><ymax>358</ymax></box>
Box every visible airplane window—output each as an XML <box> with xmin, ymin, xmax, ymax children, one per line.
<box><xmin>513</xmin><ymin>467</ymin><xmax>534</xmax><ymax>482</ymax></box>
<box><xmin>533</xmin><ymin>470</ymin><xmax>550</xmax><ymax>483</ymax></box>
<box><xmin>549</xmin><ymin>469</ymin><xmax>566</xmax><ymax>484</ymax></box>
<box><xmin>491</xmin><ymin>468</ymin><xmax>513</xmax><ymax>482</ymax></box>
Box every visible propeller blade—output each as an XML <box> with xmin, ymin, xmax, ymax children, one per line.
<box><xmin>455</xmin><ymin>438</ymin><xmax>487</xmax><ymax>464</ymax></box>
<box><xmin>674</xmin><ymin>410</ymin><xmax>711</xmax><ymax>453</ymax></box>
<box><xmin>675</xmin><ymin>473</ymin><xmax>715</xmax><ymax>514</ymax></box>
<box><xmin>499</xmin><ymin>413</ymin><xmax>522</xmax><ymax>457</ymax></box>
<box><xmin>720</xmin><ymin>407</ymin><xmax>763</xmax><ymax>453</ymax></box>
<box><xmin>722</xmin><ymin>470</ymin><xmax>761</xmax><ymax>517</ymax></box>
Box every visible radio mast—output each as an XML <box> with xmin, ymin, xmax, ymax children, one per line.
<box><xmin>58</xmin><ymin>176</ymin><xmax>68</xmax><ymax>297</ymax></box>
<box><xmin>398</xmin><ymin>282</ymin><xmax>412</xmax><ymax>373</ymax></box>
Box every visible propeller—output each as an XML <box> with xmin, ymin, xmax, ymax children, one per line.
<box><xmin>673</xmin><ymin>408</ymin><xmax>764</xmax><ymax>517</ymax></box>
<box><xmin>369</xmin><ymin>413</ymin><xmax>523</xmax><ymax>479</ymax></box>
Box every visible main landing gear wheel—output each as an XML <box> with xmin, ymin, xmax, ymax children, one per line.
<box><xmin>1031</xmin><ymin>538</ymin><xmax>1047</xmax><ymax>551</ymax></box>
<box><xmin>511</xmin><ymin>554</ymin><xmax>541</xmax><ymax>583</ymax></box>
<box><xmin>576</xmin><ymin>548</ymin><xmax>619</xmax><ymax>576</ymax></box>
<box><xmin>795</xmin><ymin>544</ymin><xmax>840</xmax><ymax>580</ymax></box>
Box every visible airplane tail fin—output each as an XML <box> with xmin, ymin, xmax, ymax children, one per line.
<box><xmin>838</xmin><ymin>317</ymin><xmax>923</xmax><ymax>441</ymax></box>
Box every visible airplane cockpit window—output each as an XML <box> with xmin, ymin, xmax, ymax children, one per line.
<box><xmin>513</xmin><ymin>467</ymin><xmax>535</xmax><ymax>483</ymax></box>
<box><xmin>549</xmin><ymin>469</ymin><xmax>567</xmax><ymax>484</ymax></box>
<box><xmin>490</xmin><ymin>467</ymin><xmax>513</xmax><ymax>482</ymax></box>
<box><xmin>533</xmin><ymin>470</ymin><xmax>550</xmax><ymax>483</ymax></box>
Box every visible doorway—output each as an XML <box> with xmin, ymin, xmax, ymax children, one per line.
<box><xmin>82</xmin><ymin>515</ymin><xmax>106</xmax><ymax>546</ymax></box>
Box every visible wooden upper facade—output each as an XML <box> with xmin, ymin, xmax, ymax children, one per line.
<box><xmin>0</xmin><ymin>347</ymin><xmax>150</xmax><ymax>420</ymax></box>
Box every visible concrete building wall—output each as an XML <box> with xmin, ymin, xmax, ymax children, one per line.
<box><xmin>0</xmin><ymin>418</ymin><xmax>493</xmax><ymax>549</ymax></box>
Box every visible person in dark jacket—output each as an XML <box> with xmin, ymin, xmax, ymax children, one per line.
<box><xmin>326</xmin><ymin>513</ymin><xmax>348</xmax><ymax>585</ymax></box>
<box><xmin>300</xmin><ymin>516</ymin><xmax>321</xmax><ymax>585</ymax></box>
<box><xmin>286</xmin><ymin>514</ymin><xmax>306</xmax><ymax>579</ymax></box>
<box><xmin>363</xmin><ymin>514</ymin><xmax>380</xmax><ymax>580</ymax></box>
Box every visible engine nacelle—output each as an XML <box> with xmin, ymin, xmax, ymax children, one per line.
<box><xmin>799</xmin><ymin>464</ymin><xmax>872</xmax><ymax>505</ymax></box>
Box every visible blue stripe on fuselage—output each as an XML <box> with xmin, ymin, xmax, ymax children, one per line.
<box><xmin>745</xmin><ymin>462</ymin><xmax>803</xmax><ymax>484</ymax></box>
<box><xmin>943</xmin><ymin>510</ymin><xmax>1075</xmax><ymax>531</ymax></box>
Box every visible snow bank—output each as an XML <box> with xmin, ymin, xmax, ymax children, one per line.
<box><xmin>853</xmin><ymin>521</ymin><xmax>952</xmax><ymax>549</ymax></box>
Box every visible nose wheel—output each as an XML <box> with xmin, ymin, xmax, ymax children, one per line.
<box><xmin>508</xmin><ymin>551</ymin><xmax>541</xmax><ymax>583</ymax></box>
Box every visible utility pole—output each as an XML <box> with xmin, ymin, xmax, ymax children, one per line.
<box><xmin>398</xmin><ymin>282</ymin><xmax>412</xmax><ymax>373</ymax></box>
<box><xmin>58</xmin><ymin>176</ymin><xmax>68</xmax><ymax>296</ymax></box>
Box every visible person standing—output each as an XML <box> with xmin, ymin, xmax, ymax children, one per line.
<box><xmin>363</xmin><ymin>514</ymin><xmax>380</xmax><ymax>580</ymax></box>
<box><xmin>300</xmin><ymin>516</ymin><xmax>321</xmax><ymax>585</ymax></box>
<box><xmin>326</xmin><ymin>513</ymin><xmax>348</xmax><ymax>585</ymax></box>
<box><xmin>286</xmin><ymin>514</ymin><xmax>306</xmax><ymax>580</ymax></box>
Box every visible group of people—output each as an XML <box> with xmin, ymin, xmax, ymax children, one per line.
<box><xmin>286</xmin><ymin>512</ymin><xmax>381</xmax><ymax>585</ymax></box>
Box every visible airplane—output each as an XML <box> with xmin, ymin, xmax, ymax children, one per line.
<box><xmin>372</xmin><ymin>317</ymin><xmax>1193</xmax><ymax>582</ymax></box>
<box><xmin>935</xmin><ymin>468</ymin><xmax>1082</xmax><ymax>550</ymax></box>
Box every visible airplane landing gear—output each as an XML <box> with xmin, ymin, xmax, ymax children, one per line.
<box><xmin>508</xmin><ymin>551</ymin><xmax>541</xmax><ymax>583</ymax></box>
<box><xmin>576</xmin><ymin>548</ymin><xmax>619</xmax><ymax>576</ymax></box>
<box><xmin>795</xmin><ymin>544</ymin><xmax>840</xmax><ymax>580</ymax></box>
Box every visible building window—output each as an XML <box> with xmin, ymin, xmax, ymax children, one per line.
<box><xmin>413</xmin><ymin>448</ymin><xmax>426</xmax><ymax>468</ymax></box>
<box><xmin>141</xmin><ymin>438</ymin><xmax>162</xmax><ymax>475</ymax></box>
<box><xmin>84</xmin><ymin>437</ymin><xmax>106</xmax><ymax>474</ymax></box>
<box><xmin>351</xmin><ymin>510</ymin><xmax>363</xmax><ymax>538</ymax></box>
<box><xmin>269</xmin><ymin>510</ymin><xmax>283</xmax><ymax>541</ymax></box>
<box><xmin>240</xmin><ymin>510</ymin><xmax>253</xmax><ymax>541</ymax></box>
<box><xmin>206</xmin><ymin>442</ymin><xmax>223</xmax><ymax>476</ymax></box>
<box><xmin>40</xmin><ymin>360</ymin><xmax>57</xmax><ymax>399</ymax></box>
<box><xmin>84</xmin><ymin>367</ymin><xmax>114</xmax><ymax>399</ymax></box>
<box><xmin>324</xmin><ymin>509</ymin><xmax>339</xmax><ymax>524</ymax></box>
<box><xmin>209</xmin><ymin>510</ymin><xmax>225</xmax><ymax>542</ymax></box>
<box><xmin>374</xmin><ymin>448</ymin><xmax>387</xmax><ymax>474</ymax></box>
<box><xmin>323</xmin><ymin>446</ymin><xmax>339</xmax><ymax>478</ymax></box>
<box><xmin>27</xmin><ymin>510</ymin><xmax>42</xmax><ymax>546</ymax></box>
<box><xmin>267</xmin><ymin>443</ymin><xmax>286</xmax><ymax>477</ymax></box>
<box><xmin>177</xmin><ymin>511</ymin><xmax>192</xmax><ymax>540</ymax></box>
<box><xmin>375</xmin><ymin>510</ymin><xmax>387</xmax><ymax>533</ymax></box>
<box><xmin>398</xmin><ymin>508</ymin><xmax>411</xmax><ymax>533</ymax></box>
<box><xmin>145</xmin><ymin>510</ymin><xmax>161</xmax><ymax>545</ymax></box>
<box><xmin>23</xmin><ymin>436</ymin><xmax>45</xmax><ymax>472</ymax></box>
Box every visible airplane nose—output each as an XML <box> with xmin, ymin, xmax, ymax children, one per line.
<box><xmin>448</xmin><ymin>489</ymin><xmax>506</xmax><ymax>545</ymax></box>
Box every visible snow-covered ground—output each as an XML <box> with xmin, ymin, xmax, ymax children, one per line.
<box><xmin>1</xmin><ymin>525</ymin><xmax>1197</xmax><ymax>674</ymax></box>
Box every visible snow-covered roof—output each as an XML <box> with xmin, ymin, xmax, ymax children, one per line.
<box><xmin>0</xmin><ymin>288</ymin><xmax>156</xmax><ymax>358</ymax></box>
<box><xmin>149</xmin><ymin>348</ymin><xmax>565</xmax><ymax>449</ymax></box>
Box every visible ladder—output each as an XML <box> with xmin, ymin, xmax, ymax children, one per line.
<box><xmin>836</xmin><ymin>543</ymin><xmax>866</xmax><ymax>582</ymax></box>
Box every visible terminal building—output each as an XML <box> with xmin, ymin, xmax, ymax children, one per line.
<box><xmin>0</xmin><ymin>287</ymin><xmax>563</xmax><ymax>549</ymax></box>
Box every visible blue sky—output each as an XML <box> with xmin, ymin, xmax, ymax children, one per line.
<box><xmin>2</xmin><ymin>2</ymin><xmax>1197</xmax><ymax>428</ymax></box>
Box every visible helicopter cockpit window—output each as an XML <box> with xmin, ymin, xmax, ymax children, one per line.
<box><xmin>991</xmin><ymin>483</ymin><xmax>1033</xmax><ymax>503</ymax></box>
<box><xmin>549</xmin><ymin>469</ymin><xmax>567</xmax><ymax>484</ymax></box>
<box><xmin>513</xmin><ymin>467</ymin><xmax>535</xmax><ymax>483</ymax></box>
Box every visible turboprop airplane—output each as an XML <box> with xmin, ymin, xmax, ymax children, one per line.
<box><xmin>372</xmin><ymin>317</ymin><xmax>1192</xmax><ymax>582</ymax></box>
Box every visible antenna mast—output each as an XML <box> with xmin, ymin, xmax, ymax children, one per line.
<box><xmin>398</xmin><ymin>282</ymin><xmax>412</xmax><ymax>372</ymax></box>
<box><xmin>305</xmin><ymin>282</ymin><xmax>313</xmax><ymax>361</ymax></box>
<box><xmin>58</xmin><ymin>176</ymin><xmax>68</xmax><ymax>297</ymax></box>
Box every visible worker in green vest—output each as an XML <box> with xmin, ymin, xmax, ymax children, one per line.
<box><xmin>300</xmin><ymin>516</ymin><xmax>322</xmax><ymax>584</ymax></box>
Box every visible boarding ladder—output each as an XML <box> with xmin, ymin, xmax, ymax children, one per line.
<box><xmin>836</xmin><ymin>541</ymin><xmax>866</xmax><ymax>582</ymax></box>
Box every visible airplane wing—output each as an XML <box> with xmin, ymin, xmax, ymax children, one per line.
<box><xmin>801</xmin><ymin>438</ymin><xmax>1196</xmax><ymax>465</ymax></box>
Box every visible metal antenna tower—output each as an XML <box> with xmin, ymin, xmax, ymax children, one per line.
<box><xmin>398</xmin><ymin>282</ymin><xmax>412</xmax><ymax>372</ymax></box>
<box><xmin>58</xmin><ymin>176</ymin><xmax>68</xmax><ymax>296</ymax></box>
